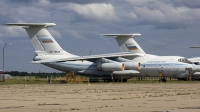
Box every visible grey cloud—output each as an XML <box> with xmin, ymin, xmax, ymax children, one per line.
<box><xmin>0</xmin><ymin>1</ymin><xmax>18</xmax><ymax>24</ymax></box>
<box><xmin>1</xmin><ymin>0</ymin><xmax>200</xmax><ymax>72</ymax></box>
<box><xmin>49</xmin><ymin>0</ymin><xmax>113</xmax><ymax>4</ymax></box>
<box><xmin>167</xmin><ymin>0</ymin><xmax>200</xmax><ymax>8</ymax></box>
<box><xmin>4</xmin><ymin>0</ymin><xmax>34</xmax><ymax>4</ymax></box>
<box><xmin>118</xmin><ymin>0</ymin><xmax>200</xmax><ymax>29</ymax></box>
<box><xmin>5</xmin><ymin>0</ymin><xmax>112</xmax><ymax>4</ymax></box>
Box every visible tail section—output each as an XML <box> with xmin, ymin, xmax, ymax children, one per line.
<box><xmin>5</xmin><ymin>23</ymin><xmax>73</xmax><ymax>56</ymax></box>
<box><xmin>101</xmin><ymin>34</ymin><xmax>146</xmax><ymax>54</ymax></box>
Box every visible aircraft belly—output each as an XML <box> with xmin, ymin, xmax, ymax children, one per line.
<box><xmin>78</xmin><ymin>70</ymin><xmax>111</xmax><ymax>76</ymax></box>
<box><xmin>140</xmin><ymin>64</ymin><xmax>178</xmax><ymax>77</ymax></box>
<box><xmin>157</xmin><ymin>65</ymin><xmax>178</xmax><ymax>77</ymax></box>
<box><xmin>164</xmin><ymin>66</ymin><xmax>177</xmax><ymax>76</ymax></box>
<box><xmin>44</xmin><ymin>62</ymin><xmax>97</xmax><ymax>72</ymax></box>
<box><xmin>44</xmin><ymin>62</ymin><xmax>137</xmax><ymax>79</ymax></box>
<box><xmin>140</xmin><ymin>64</ymin><xmax>158</xmax><ymax>77</ymax></box>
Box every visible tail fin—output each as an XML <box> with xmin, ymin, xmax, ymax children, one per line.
<box><xmin>101</xmin><ymin>34</ymin><xmax>146</xmax><ymax>54</ymax></box>
<box><xmin>5</xmin><ymin>23</ymin><xmax>72</xmax><ymax>56</ymax></box>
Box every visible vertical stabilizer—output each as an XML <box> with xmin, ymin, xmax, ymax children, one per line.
<box><xmin>5</xmin><ymin>23</ymin><xmax>73</xmax><ymax>56</ymax></box>
<box><xmin>101</xmin><ymin>34</ymin><xmax>145</xmax><ymax>54</ymax></box>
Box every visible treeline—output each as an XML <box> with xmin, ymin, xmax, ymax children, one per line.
<box><xmin>4</xmin><ymin>71</ymin><xmax>66</xmax><ymax>78</ymax></box>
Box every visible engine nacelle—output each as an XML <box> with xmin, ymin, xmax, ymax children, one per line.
<box><xmin>124</xmin><ymin>62</ymin><xmax>140</xmax><ymax>70</ymax></box>
<box><xmin>97</xmin><ymin>63</ymin><xmax>124</xmax><ymax>71</ymax></box>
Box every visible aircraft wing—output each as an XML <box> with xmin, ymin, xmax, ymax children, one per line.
<box><xmin>32</xmin><ymin>52</ymin><xmax>145</xmax><ymax>63</ymax></box>
<box><xmin>188</xmin><ymin>57</ymin><xmax>200</xmax><ymax>64</ymax></box>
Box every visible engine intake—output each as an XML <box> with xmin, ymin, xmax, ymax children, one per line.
<box><xmin>97</xmin><ymin>63</ymin><xmax>124</xmax><ymax>71</ymax></box>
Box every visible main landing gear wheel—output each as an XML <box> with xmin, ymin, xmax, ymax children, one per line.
<box><xmin>159</xmin><ymin>77</ymin><xmax>166</xmax><ymax>82</ymax></box>
<box><xmin>122</xmin><ymin>79</ymin><xmax>127</xmax><ymax>82</ymax></box>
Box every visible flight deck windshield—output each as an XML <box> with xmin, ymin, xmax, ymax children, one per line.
<box><xmin>178</xmin><ymin>58</ymin><xmax>193</xmax><ymax>64</ymax></box>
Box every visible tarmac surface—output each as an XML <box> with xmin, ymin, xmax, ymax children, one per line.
<box><xmin>0</xmin><ymin>83</ymin><xmax>200</xmax><ymax>112</ymax></box>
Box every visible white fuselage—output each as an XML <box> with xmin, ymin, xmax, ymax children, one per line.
<box><xmin>35</xmin><ymin>54</ymin><xmax>194</xmax><ymax>80</ymax></box>
<box><xmin>132</xmin><ymin>55</ymin><xmax>192</xmax><ymax>78</ymax></box>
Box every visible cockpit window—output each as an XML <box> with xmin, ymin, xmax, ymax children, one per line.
<box><xmin>178</xmin><ymin>58</ymin><xmax>193</xmax><ymax>64</ymax></box>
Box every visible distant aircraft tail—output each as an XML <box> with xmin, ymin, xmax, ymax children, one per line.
<box><xmin>5</xmin><ymin>23</ymin><xmax>74</xmax><ymax>57</ymax></box>
<box><xmin>101</xmin><ymin>34</ymin><xmax>146</xmax><ymax>54</ymax></box>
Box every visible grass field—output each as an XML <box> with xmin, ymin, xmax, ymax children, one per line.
<box><xmin>0</xmin><ymin>77</ymin><xmax>199</xmax><ymax>85</ymax></box>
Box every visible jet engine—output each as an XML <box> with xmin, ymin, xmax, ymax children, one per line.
<box><xmin>123</xmin><ymin>62</ymin><xmax>141</xmax><ymax>70</ymax></box>
<box><xmin>97</xmin><ymin>63</ymin><xmax>125</xmax><ymax>71</ymax></box>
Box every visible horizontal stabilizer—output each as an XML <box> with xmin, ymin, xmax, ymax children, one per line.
<box><xmin>101</xmin><ymin>33</ymin><xmax>141</xmax><ymax>38</ymax></box>
<box><xmin>5</xmin><ymin>23</ymin><xmax>56</xmax><ymax>27</ymax></box>
<box><xmin>31</xmin><ymin>61</ymin><xmax>44</xmax><ymax>64</ymax></box>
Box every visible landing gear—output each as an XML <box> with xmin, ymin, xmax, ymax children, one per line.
<box><xmin>103</xmin><ymin>79</ymin><xmax>113</xmax><ymax>82</ymax></box>
<box><xmin>114</xmin><ymin>79</ymin><xmax>119</xmax><ymax>82</ymax></box>
<box><xmin>103</xmin><ymin>78</ymin><xmax>128</xmax><ymax>82</ymax></box>
<box><xmin>89</xmin><ymin>78</ymin><xmax>100</xmax><ymax>82</ymax></box>
<box><xmin>159</xmin><ymin>77</ymin><xmax>166</xmax><ymax>82</ymax></box>
<box><xmin>114</xmin><ymin>79</ymin><xmax>128</xmax><ymax>82</ymax></box>
<box><xmin>122</xmin><ymin>79</ymin><xmax>127</xmax><ymax>82</ymax></box>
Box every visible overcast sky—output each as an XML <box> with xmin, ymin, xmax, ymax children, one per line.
<box><xmin>1</xmin><ymin>0</ymin><xmax>200</xmax><ymax>73</ymax></box>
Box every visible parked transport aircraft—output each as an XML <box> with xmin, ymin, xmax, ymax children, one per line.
<box><xmin>101</xmin><ymin>34</ymin><xmax>200</xmax><ymax>80</ymax></box>
<box><xmin>5</xmin><ymin>23</ymin><xmax>200</xmax><ymax>82</ymax></box>
<box><xmin>103</xmin><ymin>34</ymin><xmax>200</xmax><ymax>80</ymax></box>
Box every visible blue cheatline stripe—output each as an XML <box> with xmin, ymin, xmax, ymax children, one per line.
<box><xmin>141</xmin><ymin>63</ymin><xmax>187</xmax><ymax>67</ymax></box>
<box><xmin>55</xmin><ymin>62</ymin><xmax>187</xmax><ymax>67</ymax></box>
